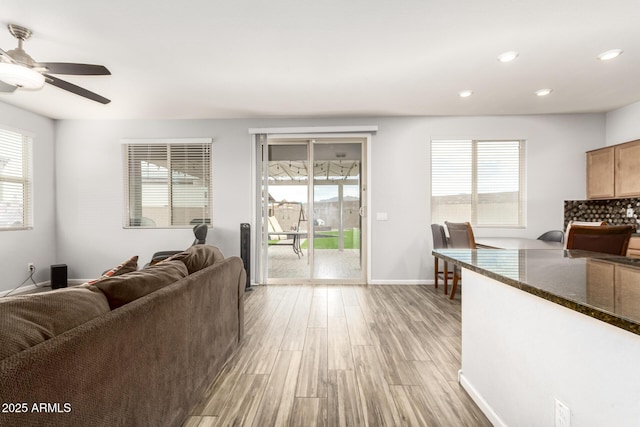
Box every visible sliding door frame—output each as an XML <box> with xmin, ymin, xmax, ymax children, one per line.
<box><xmin>250</xmin><ymin>128</ymin><xmax>373</xmax><ymax>285</ymax></box>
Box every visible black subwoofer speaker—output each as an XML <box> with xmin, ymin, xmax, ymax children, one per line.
<box><xmin>240</xmin><ymin>223</ymin><xmax>252</xmax><ymax>291</ymax></box>
<box><xmin>50</xmin><ymin>264</ymin><xmax>68</xmax><ymax>289</ymax></box>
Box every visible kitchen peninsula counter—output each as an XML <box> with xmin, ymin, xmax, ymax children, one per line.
<box><xmin>433</xmin><ymin>248</ymin><xmax>640</xmax><ymax>335</ymax></box>
<box><xmin>432</xmin><ymin>248</ymin><xmax>640</xmax><ymax>426</ymax></box>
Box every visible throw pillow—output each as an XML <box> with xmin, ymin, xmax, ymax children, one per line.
<box><xmin>103</xmin><ymin>255</ymin><xmax>139</xmax><ymax>277</ymax></box>
<box><xmin>82</xmin><ymin>255</ymin><xmax>139</xmax><ymax>286</ymax></box>
<box><xmin>94</xmin><ymin>260</ymin><xmax>188</xmax><ymax>310</ymax></box>
<box><xmin>0</xmin><ymin>287</ymin><xmax>111</xmax><ymax>361</ymax></box>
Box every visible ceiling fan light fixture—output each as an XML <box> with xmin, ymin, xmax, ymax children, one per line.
<box><xmin>497</xmin><ymin>51</ymin><xmax>519</xmax><ymax>63</ymax></box>
<box><xmin>0</xmin><ymin>62</ymin><xmax>44</xmax><ymax>89</ymax></box>
<box><xmin>597</xmin><ymin>49</ymin><xmax>623</xmax><ymax>61</ymax></box>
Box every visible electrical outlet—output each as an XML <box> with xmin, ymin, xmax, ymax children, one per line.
<box><xmin>627</xmin><ymin>208</ymin><xmax>634</xmax><ymax>218</ymax></box>
<box><xmin>27</xmin><ymin>262</ymin><xmax>35</xmax><ymax>272</ymax></box>
<box><xmin>555</xmin><ymin>399</ymin><xmax>570</xmax><ymax>427</ymax></box>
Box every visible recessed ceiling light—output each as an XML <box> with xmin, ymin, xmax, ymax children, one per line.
<box><xmin>497</xmin><ymin>51</ymin><xmax>519</xmax><ymax>63</ymax></box>
<box><xmin>459</xmin><ymin>90</ymin><xmax>473</xmax><ymax>98</ymax></box>
<box><xmin>535</xmin><ymin>88</ymin><xmax>553</xmax><ymax>97</ymax></box>
<box><xmin>597</xmin><ymin>49</ymin><xmax>623</xmax><ymax>61</ymax></box>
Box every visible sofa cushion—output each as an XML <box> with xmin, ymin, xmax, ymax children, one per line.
<box><xmin>0</xmin><ymin>287</ymin><xmax>110</xmax><ymax>360</ymax></box>
<box><xmin>95</xmin><ymin>260</ymin><xmax>188</xmax><ymax>309</ymax></box>
<box><xmin>82</xmin><ymin>255</ymin><xmax>139</xmax><ymax>286</ymax></box>
<box><xmin>165</xmin><ymin>245</ymin><xmax>225</xmax><ymax>274</ymax></box>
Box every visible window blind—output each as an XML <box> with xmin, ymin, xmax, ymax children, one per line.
<box><xmin>431</xmin><ymin>139</ymin><xmax>525</xmax><ymax>227</ymax></box>
<box><xmin>0</xmin><ymin>127</ymin><xmax>33</xmax><ymax>230</ymax></box>
<box><xmin>123</xmin><ymin>140</ymin><xmax>212</xmax><ymax>227</ymax></box>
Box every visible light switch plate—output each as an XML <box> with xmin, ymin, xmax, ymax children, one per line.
<box><xmin>376</xmin><ymin>212</ymin><xmax>388</xmax><ymax>221</ymax></box>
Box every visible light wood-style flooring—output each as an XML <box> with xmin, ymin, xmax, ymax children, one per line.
<box><xmin>184</xmin><ymin>285</ymin><xmax>490</xmax><ymax>426</ymax></box>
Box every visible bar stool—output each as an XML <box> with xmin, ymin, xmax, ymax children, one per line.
<box><xmin>431</xmin><ymin>224</ymin><xmax>453</xmax><ymax>293</ymax></box>
<box><xmin>444</xmin><ymin>221</ymin><xmax>477</xmax><ymax>300</ymax></box>
<box><xmin>566</xmin><ymin>224</ymin><xmax>635</xmax><ymax>255</ymax></box>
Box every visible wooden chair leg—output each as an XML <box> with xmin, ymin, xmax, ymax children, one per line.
<box><xmin>444</xmin><ymin>262</ymin><xmax>449</xmax><ymax>290</ymax></box>
<box><xmin>443</xmin><ymin>263</ymin><xmax>448</xmax><ymax>295</ymax></box>
<box><xmin>450</xmin><ymin>269</ymin><xmax>459</xmax><ymax>300</ymax></box>
<box><xmin>434</xmin><ymin>256</ymin><xmax>439</xmax><ymax>288</ymax></box>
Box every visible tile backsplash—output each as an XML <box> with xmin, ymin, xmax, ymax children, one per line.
<box><xmin>564</xmin><ymin>198</ymin><xmax>640</xmax><ymax>230</ymax></box>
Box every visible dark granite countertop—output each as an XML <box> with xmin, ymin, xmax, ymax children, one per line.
<box><xmin>432</xmin><ymin>248</ymin><xmax>640</xmax><ymax>336</ymax></box>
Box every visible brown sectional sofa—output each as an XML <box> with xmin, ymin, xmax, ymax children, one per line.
<box><xmin>0</xmin><ymin>245</ymin><xmax>245</xmax><ymax>427</ymax></box>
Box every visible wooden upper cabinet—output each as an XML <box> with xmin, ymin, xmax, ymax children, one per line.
<box><xmin>615</xmin><ymin>139</ymin><xmax>640</xmax><ymax>197</ymax></box>
<box><xmin>587</xmin><ymin>139</ymin><xmax>640</xmax><ymax>199</ymax></box>
<box><xmin>587</xmin><ymin>146</ymin><xmax>615</xmax><ymax>199</ymax></box>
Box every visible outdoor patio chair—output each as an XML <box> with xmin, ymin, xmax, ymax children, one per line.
<box><xmin>268</xmin><ymin>203</ymin><xmax>305</xmax><ymax>257</ymax></box>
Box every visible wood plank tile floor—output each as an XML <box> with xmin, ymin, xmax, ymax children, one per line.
<box><xmin>183</xmin><ymin>285</ymin><xmax>491</xmax><ymax>427</ymax></box>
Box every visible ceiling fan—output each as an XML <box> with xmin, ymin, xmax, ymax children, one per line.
<box><xmin>0</xmin><ymin>24</ymin><xmax>111</xmax><ymax>104</ymax></box>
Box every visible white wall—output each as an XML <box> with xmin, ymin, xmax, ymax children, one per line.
<box><xmin>54</xmin><ymin>119</ymin><xmax>255</xmax><ymax>280</ymax></box>
<box><xmin>0</xmin><ymin>103</ymin><xmax>56</xmax><ymax>293</ymax></box>
<box><xmin>369</xmin><ymin>114</ymin><xmax>604</xmax><ymax>282</ymax></box>
<box><xmin>606</xmin><ymin>100</ymin><xmax>640</xmax><ymax>145</ymax></box>
<box><xmin>53</xmin><ymin>114</ymin><xmax>604</xmax><ymax>283</ymax></box>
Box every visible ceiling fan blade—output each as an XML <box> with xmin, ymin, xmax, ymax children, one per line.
<box><xmin>0</xmin><ymin>80</ymin><xmax>17</xmax><ymax>93</ymax></box>
<box><xmin>43</xmin><ymin>74</ymin><xmax>110</xmax><ymax>104</ymax></box>
<box><xmin>40</xmin><ymin>62</ymin><xmax>111</xmax><ymax>76</ymax></box>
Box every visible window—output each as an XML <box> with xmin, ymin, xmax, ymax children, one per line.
<box><xmin>0</xmin><ymin>127</ymin><xmax>33</xmax><ymax>230</ymax></box>
<box><xmin>123</xmin><ymin>139</ymin><xmax>212</xmax><ymax>227</ymax></box>
<box><xmin>431</xmin><ymin>139</ymin><xmax>525</xmax><ymax>227</ymax></box>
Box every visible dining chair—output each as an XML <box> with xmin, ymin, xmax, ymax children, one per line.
<box><xmin>444</xmin><ymin>221</ymin><xmax>477</xmax><ymax>300</ymax></box>
<box><xmin>565</xmin><ymin>224</ymin><xmax>636</xmax><ymax>256</ymax></box>
<box><xmin>537</xmin><ymin>230</ymin><xmax>564</xmax><ymax>243</ymax></box>
<box><xmin>430</xmin><ymin>224</ymin><xmax>453</xmax><ymax>292</ymax></box>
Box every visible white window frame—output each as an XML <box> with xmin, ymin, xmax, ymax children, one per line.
<box><xmin>430</xmin><ymin>139</ymin><xmax>526</xmax><ymax>228</ymax></box>
<box><xmin>0</xmin><ymin>126</ymin><xmax>33</xmax><ymax>231</ymax></box>
<box><xmin>121</xmin><ymin>138</ymin><xmax>213</xmax><ymax>228</ymax></box>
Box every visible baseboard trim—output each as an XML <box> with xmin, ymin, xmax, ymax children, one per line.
<box><xmin>459</xmin><ymin>370</ymin><xmax>507</xmax><ymax>427</ymax></box>
<box><xmin>0</xmin><ymin>281</ymin><xmax>50</xmax><ymax>297</ymax></box>
<box><xmin>368</xmin><ymin>280</ymin><xmax>433</xmax><ymax>285</ymax></box>
<box><xmin>0</xmin><ymin>279</ymin><xmax>87</xmax><ymax>297</ymax></box>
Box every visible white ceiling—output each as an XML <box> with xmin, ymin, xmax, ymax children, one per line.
<box><xmin>0</xmin><ymin>0</ymin><xmax>639</xmax><ymax>120</ymax></box>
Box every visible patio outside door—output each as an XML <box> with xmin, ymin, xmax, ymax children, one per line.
<box><xmin>311</xmin><ymin>141</ymin><xmax>364</xmax><ymax>280</ymax></box>
<box><xmin>258</xmin><ymin>136</ymin><xmax>367</xmax><ymax>284</ymax></box>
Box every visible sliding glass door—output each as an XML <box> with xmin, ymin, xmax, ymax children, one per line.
<box><xmin>257</xmin><ymin>136</ymin><xmax>367</xmax><ymax>284</ymax></box>
<box><xmin>312</xmin><ymin>141</ymin><xmax>363</xmax><ymax>280</ymax></box>
<box><xmin>265</xmin><ymin>142</ymin><xmax>311</xmax><ymax>280</ymax></box>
